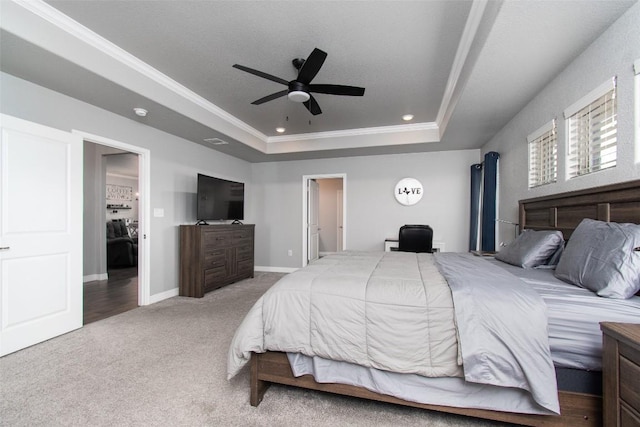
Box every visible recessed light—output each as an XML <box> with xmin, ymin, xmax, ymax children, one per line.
<box><xmin>402</xmin><ymin>114</ymin><xmax>414</xmax><ymax>121</ymax></box>
<box><xmin>276</xmin><ymin>127</ymin><xmax>286</xmax><ymax>133</ymax></box>
<box><xmin>133</xmin><ymin>107</ymin><xmax>148</xmax><ymax>117</ymax></box>
<box><xmin>204</xmin><ymin>138</ymin><xmax>228</xmax><ymax>145</ymax></box>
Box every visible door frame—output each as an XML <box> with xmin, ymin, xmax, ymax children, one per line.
<box><xmin>301</xmin><ymin>173</ymin><xmax>346</xmax><ymax>268</ymax></box>
<box><xmin>337</xmin><ymin>189</ymin><xmax>344</xmax><ymax>252</ymax></box>
<box><xmin>307</xmin><ymin>178</ymin><xmax>320</xmax><ymax>263</ymax></box>
<box><xmin>74</xmin><ymin>130</ymin><xmax>151</xmax><ymax>306</ymax></box>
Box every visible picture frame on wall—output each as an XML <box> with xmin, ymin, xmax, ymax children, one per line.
<box><xmin>106</xmin><ymin>184</ymin><xmax>133</xmax><ymax>201</ymax></box>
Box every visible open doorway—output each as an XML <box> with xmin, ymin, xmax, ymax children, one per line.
<box><xmin>84</xmin><ymin>149</ymin><xmax>139</xmax><ymax>324</ymax></box>
<box><xmin>78</xmin><ymin>131</ymin><xmax>150</xmax><ymax>324</ymax></box>
<box><xmin>302</xmin><ymin>174</ymin><xmax>346</xmax><ymax>267</ymax></box>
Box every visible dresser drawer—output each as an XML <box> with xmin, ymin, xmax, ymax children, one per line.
<box><xmin>237</xmin><ymin>244</ymin><xmax>253</xmax><ymax>261</ymax></box>
<box><xmin>237</xmin><ymin>259</ymin><xmax>254</xmax><ymax>275</ymax></box>
<box><xmin>203</xmin><ymin>248</ymin><xmax>226</xmax><ymax>268</ymax></box>
<box><xmin>621</xmin><ymin>341</ymin><xmax>640</xmax><ymax>366</ymax></box>
<box><xmin>620</xmin><ymin>354</ymin><xmax>640</xmax><ymax>413</ymax></box>
<box><xmin>204</xmin><ymin>266</ymin><xmax>227</xmax><ymax>280</ymax></box>
<box><xmin>230</xmin><ymin>229</ymin><xmax>252</xmax><ymax>245</ymax></box>
<box><xmin>620</xmin><ymin>402</ymin><xmax>640</xmax><ymax>427</ymax></box>
<box><xmin>204</xmin><ymin>231</ymin><xmax>234</xmax><ymax>248</ymax></box>
<box><xmin>204</xmin><ymin>266</ymin><xmax>227</xmax><ymax>290</ymax></box>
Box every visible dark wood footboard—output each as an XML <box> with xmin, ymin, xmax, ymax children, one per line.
<box><xmin>250</xmin><ymin>351</ymin><xmax>602</xmax><ymax>427</ymax></box>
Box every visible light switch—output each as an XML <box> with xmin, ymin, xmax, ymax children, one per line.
<box><xmin>153</xmin><ymin>208</ymin><xmax>164</xmax><ymax>218</ymax></box>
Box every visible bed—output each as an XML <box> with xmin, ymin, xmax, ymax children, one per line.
<box><xmin>228</xmin><ymin>179</ymin><xmax>640</xmax><ymax>427</ymax></box>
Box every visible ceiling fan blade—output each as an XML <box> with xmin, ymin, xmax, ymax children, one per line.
<box><xmin>297</xmin><ymin>48</ymin><xmax>327</xmax><ymax>84</ymax></box>
<box><xmin>303</xmin><ymin>95</ymin><xmax>322</xmax><ymax>116</ymax></box>
<box><xmin>308</xmin><ymin>84</ymin><xmax>365</xmax><ymax>96</ymax></box>
<box><xmin>232</xmin><ymin>64</ymin><xmax>289</xmax><ymax>86</ymax></box>
<box><xmin>251</xmin><ymin>90</ymin><xmax>289</xmax><ymax>105</ymax></box>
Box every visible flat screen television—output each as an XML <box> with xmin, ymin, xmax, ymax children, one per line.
<box><xmin>196</xmin><ymin>174</ymin><xmax>244</xmax><ymax>222</ymax></box>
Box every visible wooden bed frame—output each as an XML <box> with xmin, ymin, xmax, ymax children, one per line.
<box><xmin>250</xmin><ymin>179</ymin><xmax>640</xmax><ymax>427</ymax></box>
<box><xmin>519</xmin><ymin>179</ymin><xmax>640</xmax><ymax>237</ymax></box>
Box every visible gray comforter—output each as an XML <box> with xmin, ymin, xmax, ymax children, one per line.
<box><xmin>437</xmin><ymin>253</ymin><xmax>559</xmax><ymax>413</ymax></box>
<box><xmin>227</xmin><ymin>251</ymin><xmax>559</xmax><ymax>414</ymax></box>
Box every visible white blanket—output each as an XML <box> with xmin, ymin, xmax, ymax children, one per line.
<box><xmin>228</xmin><ymin>251</ymin><xmax>461</xmax><ymax>378</ymax></box>
<box><xmin>227</xmin><ymin>251</ymin><xmax>559</xmax><ymax>414</ymax></box>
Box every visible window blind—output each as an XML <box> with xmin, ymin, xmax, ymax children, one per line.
<box><xmin>566</xmin><ymin>78</ymin><xmax>617</xmax><ymax>178</ymax></box>
<box><xmin>528</xmin><ymin>119</ymin><xmax>557</xmax><ymax>188</ymax></box>
<box><xmin>635</xmin><ymin>59</ymin><xmax>639</xmax><ymax>163</ymax></box>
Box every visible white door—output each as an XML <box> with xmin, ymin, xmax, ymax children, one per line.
<box><xmin>307</xmin><ymin>179</ymin><xmax>320</xmax><ymax>263</ymax></box>
<box><xmin>336</xmin><ymin>189</ymin><xmax>344</xmax><ymax>252</ymax></box>
<box><xmin>0</xmin><ymin>114</ymin><xmax>83</xmax><ymax>356</ymax></box>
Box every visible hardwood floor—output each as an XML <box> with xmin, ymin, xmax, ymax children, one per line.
<box><xmin>83</xmin><ymin>266</ymin><xmax>138</xmax><ymax>325</ymax></box>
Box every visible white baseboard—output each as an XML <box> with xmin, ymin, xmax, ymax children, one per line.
<box><xmin>148</xmin><ymin>287</ymin><xmax>179</xmax><ymax>305</ymax></box>
<box><xmin>147</xmin><ymin>270</ymin><xmax>294</xmax><ymax>305</ymax></box>
<box><xmin>255</xmin><ymin>266</ymin><xmax>298</xmax><ymax>274</ymax></box>
<box><xmin>83</xmin><ymin>273</ymin><xmax>108</xmax><ymax>283</ymax></box>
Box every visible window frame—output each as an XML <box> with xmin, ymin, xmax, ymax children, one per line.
<box><xmin>527</xmin><ymin>119</ymin><xmax>557</xmax><ymax>188</ymax></box>
<box><xmin>634</xmin><ymin>59</ymin><xmax>639</xmax><ymax>164</ymax></box>
<box><xmin>563</xmin><ymin>77</ymin><xmax>617</xmax><ymax>179</ymax></box>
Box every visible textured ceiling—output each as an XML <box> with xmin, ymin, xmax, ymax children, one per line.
<box><xmin>44</xmin><ymin>0</ymin><xmax>471</xmax><ymax>136</ymax></box>
<box><xmin>1</xmin><ymin>0</ymin><xmax>637</xmax><ymax>161</ymax></box>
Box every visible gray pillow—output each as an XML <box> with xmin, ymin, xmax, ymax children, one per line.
<box><xmin>554</xmin><ymin>219</ymin><xmax>640</xmax><ymax>299</ymax></box>
<box><xmin>495</xmin><ymin>229</ymin><xmax>565</xmax><ymax>268</ymax></box>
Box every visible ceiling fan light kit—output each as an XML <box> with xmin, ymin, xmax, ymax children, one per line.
<box><xmin>233</xmin><ymin>47</ymin><xmax>365</xmax><ymax>116</ymax></box>
<box><xmin>287</xmin><ymin>92</ymin><xmax>309</xmax><ymax>102</ymax></box>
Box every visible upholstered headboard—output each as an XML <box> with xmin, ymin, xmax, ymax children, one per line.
<box><xmin>519</xmin><ymin>179</ymin><xmax>640</xmax><ymax>239</ymax></box>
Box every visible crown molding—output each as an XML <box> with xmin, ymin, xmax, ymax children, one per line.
<box><xmin>436</xmin><ymin>0</ymin><xmax>489</xmax><ymax>135</ymax></box>
<box><xmin>267</xmin><ymin>122</ymin><xmax>439</xmax><ymax>144</ymax></box>
<box><xmin>12</xmin><ymin>0</ymin><xmax>268</xmax><ymax>143</ymax></box>
<box><xmin>10</xmin><ymin>0</ymin><xmax>486</xmax><ymax>153</ymax></box>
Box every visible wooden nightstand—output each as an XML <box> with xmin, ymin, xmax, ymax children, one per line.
<box><xmin>601</xmin><ymin>322</ymin><xmax>640</xmax><ymax>426</ymax></box>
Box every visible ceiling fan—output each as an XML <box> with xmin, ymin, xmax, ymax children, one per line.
<box><xmin>233</xmin><ymin>48</ymin><xmax>365</xmax><ymax>116</ymax></box>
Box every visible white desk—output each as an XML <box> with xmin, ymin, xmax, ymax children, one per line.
<box><xmin>384</xmin><ymin>239</ymin><xmax>444</xmax><ymax>252</ymax></box>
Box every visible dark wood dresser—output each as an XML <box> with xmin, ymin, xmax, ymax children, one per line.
<box><xmin>179</xmin><ymin>224</ymin><xmax>254</xmax><ymax>297</ymax></box>
<box><xmin>601</xmin><ymin>322</ymin><xmax>640</xmax><ymax>427</ymax></box>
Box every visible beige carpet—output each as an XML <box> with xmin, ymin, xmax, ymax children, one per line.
<box><xmin>0</xmin><ymin>272</ymin><xmax>511</xmax><ymax>426</ymax></box>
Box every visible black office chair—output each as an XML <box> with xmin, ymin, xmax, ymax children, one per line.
<box><xmin>398</xmin><ymin>224</ymin><xmax>433</xmax><ymax>253</ymax></box>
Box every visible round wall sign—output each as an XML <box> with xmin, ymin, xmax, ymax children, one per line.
<box><xmin>394</xmin><ymin>178</ymin><xmax>423</xmax><ymax>206</ymax></box>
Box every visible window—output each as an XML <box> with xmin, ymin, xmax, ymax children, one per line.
<box><xmin>635</xmin><ymin>59</ymin><xmax>639</xmax><ymax>164</ymax></box>
<box><xmin>564</xmin><ymin>77</ymin><xmax>617</xmax><ymax>178</ymax></box>
<box><xmin>528</xmin><ymin>119</ymin><xmax>557</xmax><ymax>188</ymax></box>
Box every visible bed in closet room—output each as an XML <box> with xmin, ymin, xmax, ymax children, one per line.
<box><xmin>227</xmin><ymin>179</ymin><xmax>640</xmax><ymax>427</ymax></box>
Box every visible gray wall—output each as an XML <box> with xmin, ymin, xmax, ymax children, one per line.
<box><xmin>83</xmin><ymin>142</ymin><xmax>101</xmax><ymax>277</ymax></box>
<box><xmin>251</xmin><ymin>149</ymin><xmax>480</xmax><ymax>268</ymax></box>
<box><xmin>482</xmin><ymin>2</ymin><xmax>640</xmax><ymax>244</ymax></box>
<box><xmin>4</xmin><ymin>2</ymin><xmax>637</xmax><ymax>298</ymax></box>
<box><xmin>2</xmin><ymin>72</ymin><xmax>253</xmax><ymax>297</ymax></box>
